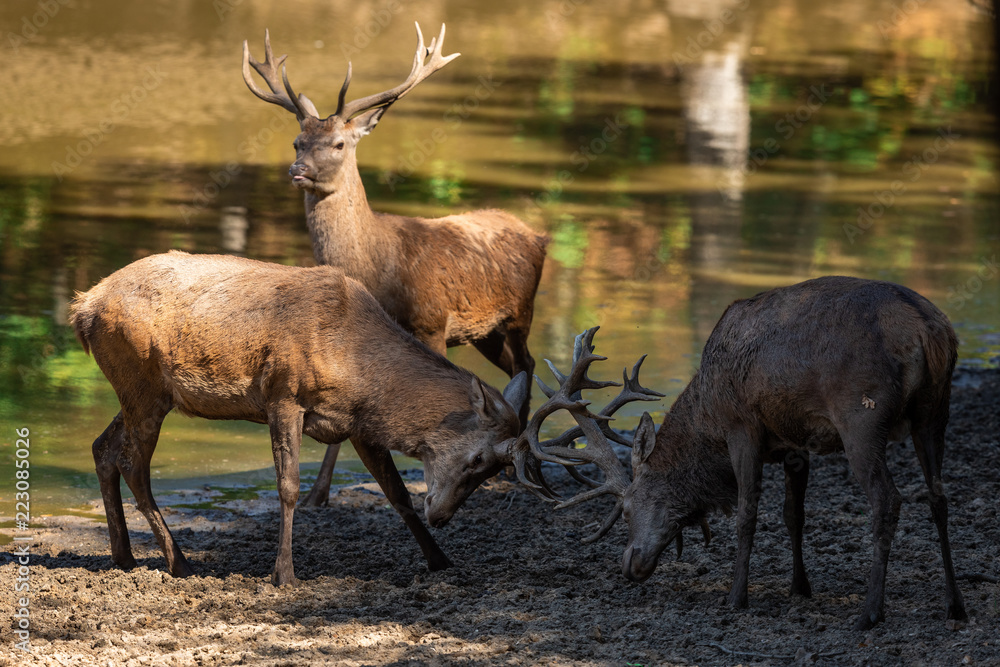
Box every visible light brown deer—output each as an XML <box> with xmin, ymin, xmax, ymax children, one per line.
<box><xmin>242</xmin><ymin>24</ymin><xmax>549</xmax><ymax>506</ymax></box>
<box><xmin>71</xmin><ymin>251</ymin><xmax>553</xmax><ymax>586</ymax></box>
<box><xmin>525</xmin><ymin>279</ymin><xmax>968</xmax><ymax>631</ymax></box>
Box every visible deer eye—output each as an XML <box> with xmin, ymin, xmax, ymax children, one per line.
<box><xmin>473</xmin><ymin>454</ymin><xmax>483</xmax><ymax>467</ymax></box>
<box><xmin>335</xmin><ymin>141</ymin><xmax>345</xmax><ymax>150</ymax></box>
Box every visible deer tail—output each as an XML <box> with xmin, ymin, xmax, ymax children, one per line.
<box><xmin>920</xmin><ymin>309</ymin><xmax>958</xmax><ymax>383</ymax></box>
<box><xmin>68</xmin><ymin>291</ymin><xmax>95</xmax><ymax>355</ymax></box>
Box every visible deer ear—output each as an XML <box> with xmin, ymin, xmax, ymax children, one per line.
<box><xmin>470</xmin><ymin>378</ymin><xmax>506</xmax><ymax>427</ymax></box>
<box><xmin>470</xmin><ymin>377</ymin><xmax>488</xmax><ymax>418</ymax></box>
<box><xmin>632</xmin><ymin>411</ymin><xmax>657</xmax><ymax>470</ymax></box>
<box><xmin>348</xmin><ymin>106</ymin><xmax>388</xmax><ymax>138</ymax></box>
<box><xmin>501</xmin><ymin>372</ymin><xmax>529</xmax><ymax>414</ymax></box>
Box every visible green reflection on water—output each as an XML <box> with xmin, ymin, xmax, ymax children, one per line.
<box><xmin>0</xmin><ymin>0</ymin><xmax>997</xmax><ymax>518</ymax></box>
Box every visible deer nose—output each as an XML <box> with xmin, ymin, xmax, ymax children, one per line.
<box><xmin>289</xmin><ymin>163</ymin><xmax>310</xmax><ymax>178</ymax></box>
<box><xmin>424</xmin><ymin>494</ymin><xmax>453</xmax><ymax>529</ymax></box>
<box><xmin>622</xmin><ymin>544</ymin><xmax>656</xmax><ymax>582</ymax></box>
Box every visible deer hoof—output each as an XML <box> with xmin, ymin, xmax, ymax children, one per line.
<box><xmin>427</xmin><ymin>554</ymin><xmax>453</xmax><ymax>572</ymax></box>
<box><xmin>114</xmin><ymin>555</ymin><xmax>139</xmax><ymax>571</ymax></box>
<box><xmin>170</xmin><ymin>560</ymin><xmax>195</xmax><ymax>578</ymax></box>
<box><xmin>271</xmin><ymin>572</ymin><xmax>300</xmax><ymax>588</ymax></box>
<box><xmin>852</xmin><ymin>610</ymin><xmax>883</xmax><ymax>631</ymax></box>
<box><xmin>300</xmin><ymin>492</ymin><xmax>329</xmax><ymax>507</ymax></box>
<box><xmin>726</xmin><ymin>590</ymin><xmax>749</xmax><ymax>609</ymax></box>
<box><xmin>790</xmin><ymin>577</ymin><xmax>812</xmax><ymax>598</ymax></box>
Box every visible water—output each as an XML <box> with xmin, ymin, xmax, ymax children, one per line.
<box><xmin>1</xmin><ymin>0</ymin><xmax>997</xmax><ymax>517</ymax></box>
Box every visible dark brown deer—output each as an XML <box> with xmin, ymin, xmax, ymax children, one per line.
<box><xmin>70</xmin><ymin>251</ymin><xmax>554</xmax><ymax>586</ymax></box>
<box><xmin>242</xmin><ymin>24</ymin><xmax>549</xmax><ymax>506</ymax></box>
<box><xmin>533</xmin><ymin>277</ymin><xmax>966</xmax><ymax>630</ymax></box>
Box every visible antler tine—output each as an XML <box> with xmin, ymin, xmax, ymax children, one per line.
<box><xmin>243</xmin><ymin>30</ymin><xmax>316</xmax><ymax>120</ymax></box>
<box><xmin>335</xmin><ymin>62</ymin><xmax>353</xmax><ymax>117</ymax></box>
<box><xmin>518</xmin><ymin>388</ymin><xmax>600</xmax><ymax>466</ymax></box>
<box><xmin>545</xmin><ymin>406</ymin><xmax>631</xmax><ymax>542</ymax></box>
<box><xmin>536</xmin><ymin>350</ymin><xmax>664</xmax><ymax>452</ymax></box>
<box><xmin>512</xmin><ymin>446</ymin><xmax>558</xmax><ymax>502</ymax></box>
<box><xmin>567</xmin><ymin>327</ymin><xmax>620</xmax><ymax>397</ymax></box>
<box><xmin>282</xmin><ymin>65</ymin><xmax>319</xmax><ymax>119</ymax></box>
<box><xmin>338</xmin><ymin>22</ymin><xmax>460</xmax><ymax>120</ymax></box>
<box><xmin>582</xmin><ymin>499</ymin><xmax>624</xmax><ymax>544</ymax></box>
<box><xmin>602</xmin><ymin>355</ymin><xmax>666</xmax><ymax>418</ymax></box>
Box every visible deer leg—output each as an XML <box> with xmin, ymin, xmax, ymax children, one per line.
<box><xmin>92</xmin><ymin>412</ymin><xmax>137</xmax><ymax>571</ymax></box>
<box><xmin>268</xmin><ymin>402</ymin><xmax>303</xmax><ymax>587</ymax></box>
<box><xmin>911</xmin><ymin>418</ymin><xmax>967</xmax><ymax>623</ymax></box>
<box><xmin>783</xmin><ymin>450</ymin><xmax>811</xmax><ymax>597</ymax></box>
<box><xmin>727</xmin><ymin>429</ymin><xmax>764</xmax><ymax>609</ymax></box>
<box><xmin>843</xmin><ymin>432</ymin><xmax>900</xmax><ymax>631</ymax></box>
<box><xmin>301</xmin><ymin>442</ymin><xmax>341</xmax><ymax>507</ymax></box>
<box><xmin>352</xmin><ymin>439</ymin><xmax>452</xmax><ymax>571</ymax></box>
<box><xmin>117</xmin><ymin>403</ymin><xmax>194</xmax><ymax>578</ymax></box>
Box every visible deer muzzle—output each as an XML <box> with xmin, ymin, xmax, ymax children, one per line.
<box><xmin>288</xmin><ymin>162</ymin><xmax>314</xmax><ymax>187</ymax></box>
<box><xmin>423</xmin><ymin>492</ymin><xmax>454</xmax><ymax>529</ymax></box>
<box><xmin>622</xmin><ymin>543</ymin><xmax>659</xmax><ymax>582</ymax></box>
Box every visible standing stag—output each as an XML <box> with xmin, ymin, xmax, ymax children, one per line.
<box><xmin>243</xmin><ymin>24</ymin><xmax>549</xmax><ymax>506</ymax></box>
<box><xmin>530</xmin><ymin>278</ymin><xmax>967</xmax><ymax>630</ymax></box>
<box><xmin>71</xmin><ymin>251</ymin><xmax>556</xmax><ymax>585</ymax></box>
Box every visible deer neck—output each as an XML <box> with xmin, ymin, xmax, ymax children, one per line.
<box><xmin>354</xmin><ymin>341</ymin><xmax>475</xmax><ymax>460</ymax></box>
<box><xmin>303</xmin><ymin>155</ymin><xmax>395</xmax><ymax>285</ymax></box>
<box><xmin>653</xmin><ymin>377</ymin><xmax>738</xmax><ymax>509</ymax></box>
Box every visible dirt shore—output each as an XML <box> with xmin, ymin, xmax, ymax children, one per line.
<box><xmin>2</xmin><ymin>368</ymin><xmax>998</xmax><ymax>666</ymax></box>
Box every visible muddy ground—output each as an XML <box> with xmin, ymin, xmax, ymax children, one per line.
<box><xmin>2</xmin><ymin>368</ymin><xmax>998</xmax><ymax>666</ymax></box>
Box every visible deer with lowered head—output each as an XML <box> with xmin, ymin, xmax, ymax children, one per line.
<box><xmin>71</xmin><ymin>251</ymin><xmax>560</xmax><ymax>586</ymax></box>
<box><xmin>242</xmin><ymin>24</ymin><xmax>549</xmax><ymax>506</ymax></box>
<box><xmin>526</xmin><ymin>279</ymin><xmax>968</xmax><ymax>631</ymax></box>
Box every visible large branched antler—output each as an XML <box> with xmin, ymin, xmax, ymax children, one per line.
<box><xmin>242</xmin><ymin>30</ymin><xmax>319</xmax><ymax>119</ymax></box>
<box><xmin>509</xmin><ymin>327</ymin><xmax>664</xmax><ymax>543</ymax></box>
<box><xmin>337</xmin><ymin>23</ymin><xmax>460</xmax><ymax>120</ymax></box>
<box><xmin>242</xmin><ymin>23</ymin><xmax>458</xmax><ymax>122</ymax></box>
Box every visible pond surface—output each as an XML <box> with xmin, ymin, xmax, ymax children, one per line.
<box><xmin>1</xmin><ymin>0</ymin><xmax>997</xmax><ymax>517</ymax></box>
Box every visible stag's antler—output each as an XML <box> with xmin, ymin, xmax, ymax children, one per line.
<box><xmin>337</xmin><ymin>23</ymin><xmax>460</xmax><ymax>120</ymax></box>
<box><xmin>509</xmin><ymin>327</ymin><xmax>664</xmax><ymax>543</ymax></box>
<box><xmin>243</xmin><ymin>24</ymin><xmax>458</xmax><ymax>122</ymax></box>
<box><xmin>242</xmin><ymin>30</ymin><xmax>319</xmax><ymax>119</ymax></box>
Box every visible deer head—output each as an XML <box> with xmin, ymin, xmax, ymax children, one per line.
<box><xmin>422</xmin><ymin>373</ymin><xmax>528</xmax><ymax>528</ymax></box>
<box><xmin>504</xmin><ymin>328</ymin><xmax>666</xmax><ymax>542</ymax></box>
<box><xmin>243</xmin><ymin>23</ymin><xmax>460</xmax><ymax>196</ymax></box>
<box><xmin>622</xmin><ymin>415</ymin><xmax>717</xmax><ymax>582</ymax></box>
<box><xmin>621</xmin><ymin>418</ymin><xmax>694</xmax><ymax>581</ymax></box>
